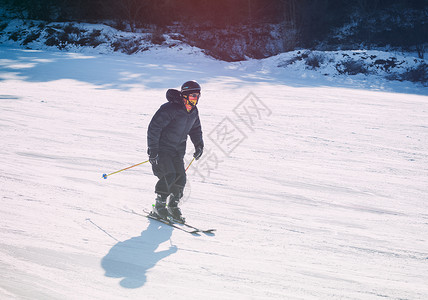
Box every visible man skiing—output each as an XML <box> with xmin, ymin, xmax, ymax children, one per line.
<box><xmin>147</xmin><ymin>80</ymin><xmax>204</xmax><ymax>222</ymax></box>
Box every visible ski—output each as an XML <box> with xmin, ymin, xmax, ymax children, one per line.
<box><xmin>122</xmin><ymin>208</ymin><xmax>200</xmax><ymax>235</ymax></box>
<box><xmin>145</xmin><ymin>212</ymin><xmax>200</xmax><ymax>235</ymax></box>
<box><xmin>130</xmin><ymin>209</ymin><xmax>199</xmax><ymax>235</ymax></box>
<box><xmin>143</xmin><ymin>209</ymin><xmax>216</xmax><ymax>234</ymax></box>
<box><xmin>168</xmin><ymin>217</ymin><xmax>216</xmax><ymax>234</ymax></box>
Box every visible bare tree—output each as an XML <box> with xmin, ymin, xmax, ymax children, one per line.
<box><xmin>100</xmin><ymin>0</ymin><xmax>147</xmax><ymax>32</ymax></box>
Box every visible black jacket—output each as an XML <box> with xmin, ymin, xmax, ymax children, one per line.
<box><xmin>147</xmin><ymin>89</ymin><xmax>203</xmax><ymax>157</ymax></box>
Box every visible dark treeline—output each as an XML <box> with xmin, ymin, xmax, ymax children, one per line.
<box><xmin>3</xmin><ymin>1</ymin><xmax>426</xmax><ymax>27</ymax></box>
<box><xmin>1</xmin><ymin>0</ymin><xmax>427</xmax><ymax>55</ymax></box>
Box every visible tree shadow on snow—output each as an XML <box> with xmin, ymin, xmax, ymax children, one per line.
<box><xmin>0</xmin><ymin>47</ymin><xmax>218</xmax><ymax>90</ymax></box>
<box><xmin>0</xmin><ymin>47</ymin><xmax>424</xmax><ymax>95</ymax></box>
<box><xmin>101</xmin><ymin>219</ymin><xmax>177</xmax><ymax>288</ymax></box>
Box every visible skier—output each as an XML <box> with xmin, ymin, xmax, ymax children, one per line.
<box><xmin>147</xmin><ymin>80</ymin><xmax>204</xmax><ymax>222</ymax></box>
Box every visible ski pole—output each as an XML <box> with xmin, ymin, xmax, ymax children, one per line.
<box><xmin>185</xmin><ymin>157</ymin><xmax>195</xmax><ymax>172</ymax></box>
<box><xmin>102</xmin><ymin>160</ymin><xmax>150</xmax><ymax>179</ymax></box>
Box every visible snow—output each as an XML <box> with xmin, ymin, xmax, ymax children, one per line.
<box><xmin>1</xmin><ymin>19</ymin><xmax>426</xmax><ymax>88</ymax></box>
<box><xmin>1</xmin><ymin>41</ymin><xmax>428</xmax><ymax>300</ymax></box>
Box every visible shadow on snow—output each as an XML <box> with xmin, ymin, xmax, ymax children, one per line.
<box><xmin>0</xmin><ymin>46</ymin><xmax>425</xmax><ymax>95</ymax></box>
<box><xmin>0</xmin><ymin>46</ymin><xmax>254</xmax><ymax>90</ymax></box>
<box><xmin>101</xmin><ymin>219</ymin><xmax>177</xmax><ymax>289</ymax></box>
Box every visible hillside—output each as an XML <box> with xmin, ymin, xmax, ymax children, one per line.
<box><xmin>0</xmin><ymin>41</ymin><xmax>428</xmax><ymax>299</ymax></box>
<box><xmin>0</xmin><ymin>19</ymin><xmax>426</xmax><ymax>87</ymax></box>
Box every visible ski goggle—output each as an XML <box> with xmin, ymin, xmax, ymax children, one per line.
<box><xmin>184</xmin><ymin>92</ymin><xmax>200</xmax><ymax>104</ymax></box>
<box><xmin>184</xmin><ymin>92</ymin><xmax>200</xmax><ymax>99</ymax></box>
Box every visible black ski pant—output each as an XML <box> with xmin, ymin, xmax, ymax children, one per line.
<box><xmin>153</xmin><ymin>151</ymin><xmax>186</xmax><ymax>198</ymax></box>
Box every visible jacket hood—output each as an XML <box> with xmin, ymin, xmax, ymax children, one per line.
<box><xmin>166</xmin><ymin>89</ymin><xmax>182</xmax><ymax>104</ymax></box>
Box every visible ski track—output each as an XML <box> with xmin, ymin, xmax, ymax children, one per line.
<box><xmin>0</xmin><ymin>46</ymin><xmax>428</xmax><ymax>299</ymax></box>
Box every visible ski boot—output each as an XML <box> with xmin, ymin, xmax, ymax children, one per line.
<box><xmin>167</xmin><ymin>194</ymin><xmax>185</xmax><ymax>223</ymax></box>
<box><xmin>152</xmin><ymin>194</ymin><xmax>168</xmax><ymax>220</ymax></box>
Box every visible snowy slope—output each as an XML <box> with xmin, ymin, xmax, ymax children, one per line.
<box><xmin>1</xmin><ymin>19</ymin><xmax>426</xmax><ymax>88</ymax></box>
<box><xmin>1</xmin><ymin>45</ymin><xmax>428</xmax><ymax>300</ymax></box>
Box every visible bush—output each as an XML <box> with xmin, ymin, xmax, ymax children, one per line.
<box><xmin>22</xmin><ymin>31</ymin><xmax>41</xmax><ymax>45</ymax></box>
<box><xmin>45</xmin><ymin>37</ymin><xmax>59</xmax><ymax>47</ymax></box>
<box><xmin>0</xmin><ymin>23</ymin><xmax>7</xmax><ymax>32</ymax></box>
<box><xmin>150</xmin><ymin>26</ymin><xmax>166</xmax><ymax>45</ymax></box>
<box><xmin>58</xmin><ymin>31</ymin><xmax>71</xmax><ymax>45</ymax></box>
<box><xmin>9</xmin><ymin>31</ymin><xmax>22</xmax><ymax>41</ymax></box>
<box><xmin>336</xmin><ymin>59</ymin><xmax>369</xmax><ymax>75</ymax></box>
<box><xmin>90</xmin><ymin>29</ymin><xmax>101</xmax><ymax>38</ymax></box>
<box><xmin>63</xmin><ymin>24</ymin><xmax>81</xmax><ymax>35</ymax></box>
<box><xmin>373</xmin><ymin>58</ymin><xmax>402</xmax><ymax>72</ymax></box>
<box><xmin>278</xmin><ymin>50</ymin><xmax>311</xmax><ymax>68</ymax></box>
<box><xmin>77</xmin><ymin>30</ymin><xmax>103</xmax><ymax>47</ymax></box>
<box><xmin>306</xmin><ymin>52</ymin><xmax>325</xmax><ymax>69</ymax></box>
<box><xmin>175</xmin><ymin>24</ymin><xmax>286</xmax><ymax>62</ymax></box>
<box><xmin>399</xmin><ymin>63</ymin><xmax>428</xmax><ymax>85</ymax></box>
<box><xmin>112</xmin><ymin>38</ymin><xmax>147</xmax><ymax>54</ymax></box>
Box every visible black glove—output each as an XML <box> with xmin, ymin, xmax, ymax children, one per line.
<box><xmin>193</xmin><ymin>145</ymin><xmax>203</xmax><ymax>160</ymax></box>
<box><xmin>148</xmin><ymin>148</ymin><xmax>159</xmax><ymax>165</ymax></box>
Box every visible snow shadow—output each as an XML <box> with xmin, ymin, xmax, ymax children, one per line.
<box><xmin>101</xmin><ymin>220</ymin><xmax>177</xmax><ymax>288</ymax></box>
<box><xmin>0</xmin><ymin>47</ymin><xmax>222</xmax><ymax>90</ymax></box>
<box><xmin>1</xmin><ymin>46</ymin><xmax>425</xmax><ymax>95</ymax></box>
<box><xmin>0</xmin><ymin>47</ymin><xmax>207</xmax><ymax>90</ymax></box>
<box><xmin>0</xmin><ymin>46</ymin><xmax>318</xmax><ymax>91</ymax></box>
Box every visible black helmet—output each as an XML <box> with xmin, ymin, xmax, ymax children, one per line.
<box><xmin>181</xmin><ymin>80</ymin><xmax>201</xmax><ymax>94</ymax></box>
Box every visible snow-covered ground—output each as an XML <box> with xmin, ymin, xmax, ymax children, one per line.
<box><xmin>1</xmin><ymin>43</ymin><xmax>428</xmax><ymax>300</ymax></box>
<box><xmin>1</xmin><ymin>19</ymin><xmax>427</xmax><ymax>89</ymax></box>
